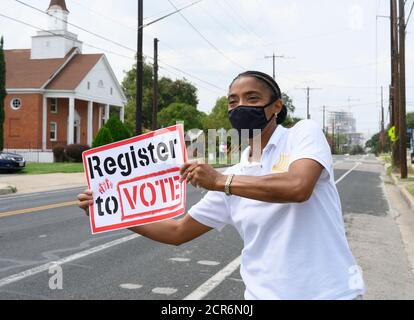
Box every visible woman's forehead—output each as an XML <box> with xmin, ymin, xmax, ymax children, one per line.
<box><xmin>229</xmin><ymin>76</ymin><xmax>267</xmax><ymax>95</ymax></box>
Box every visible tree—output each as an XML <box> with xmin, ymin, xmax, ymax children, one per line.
<box><xmin>122</xmin><ymin>60</ymin><xmax>198</xmax><ymax>133</ymax></box>
<box><xmin>0</xmin><ymin>37</ymin><xmax>6</xmax><ymax>151</ymax></box>
<box><xmin>203</xmin><ymin>92</ymin><xmax>301</xmax><ymax>131</ymax></box>
<box><xmin>350</xmin><ymin>145</ymin><xmax>365</xmax><ymax>155</ymax></box>
<box><xmin>158</xmin><ymin>78</ymin><xmax>199</xmax><ymax>110</ymax></box>
<box><xmin>203</xmin><ymin>97</ymin><xmax>232</xmax><ymax>131</ymax></box>
<box><xmin>122</xmin><ymin>61</ymin><xmax>153</xmax><ymax>133</ymax></box>
<box><xmin>158</xmin><ymin>103</ymin><xmax>205</xmax><ymax>132</ymax></box>
<box><xmin>92</xmin><ymin>127</ymin><xmax>113</xmax><ymax>148</ymax></box>
<box><xmin>104</xmin><ymin>116</ymin><xmax>131</xmax><ymax>142</ymax></box>
<box><xmin>366</xmin><ymin>131</ymin><xmax>391</xmax><ymax>156</ymax></box>
<box><xmin>407</xmin><ymin>112</ymin><xmax>414</xmax><ymax>129</ymax></box>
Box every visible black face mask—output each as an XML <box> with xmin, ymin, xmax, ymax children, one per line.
<box><xmin>228</xmin><ymin>101</ymin><xmax>276</xmax><ymax>139</ymax></box>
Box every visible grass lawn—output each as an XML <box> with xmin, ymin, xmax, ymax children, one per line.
<box><xmin>407</xmin><ymin>184</ymin><xmax>414</xmax><ymax>198</ymax></box>
<box><xmin>19</xmin><ymin>162</ymin><xmax>84</xmax><ymax>174</ymax></box>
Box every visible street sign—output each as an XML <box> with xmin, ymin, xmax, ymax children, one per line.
<box><xmin>82</xmin><ymin>124</ymin><xmax>187</xmax><ymax>234</ymax></box>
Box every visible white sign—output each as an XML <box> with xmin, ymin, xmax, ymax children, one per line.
<box><xmin>82</xmin><ymin>125</ymin><xmax>187</xmax><ymax>234</ymax></box>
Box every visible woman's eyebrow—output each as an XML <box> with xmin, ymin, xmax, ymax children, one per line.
<box><xmin>245</xmin><ymin>90</ymin><xmax>262</xmax><ymax>96</ymax></box>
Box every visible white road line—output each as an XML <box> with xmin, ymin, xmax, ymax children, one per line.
<box><xmin>152</xmin><ymin>287</ymin><xmax>178</xmax><ymax>295</ymax></box>
<box><xmin>335</xmin><ymin>162</ymin><xmax>361</xmax><ymax>184</ymax></box>
<box><xmin>170</xmin><ymin>258</ymin><xmax>191</xmax><ymax>262</ymax></box>
<box><xmin>120</xmin><ymin>283</ymin><xmax>143</xmax><ymax>290</ymax></box>
<box><xmin>184</xmin><ymin>160</ymin><xmax>362</xmax><ymax>300</ymax></box>
<box><xmin>0</xmin><ymin>159</ymin><xmax>362</xmax><ymax>293</ymax></box>
<box><xmin>183</xmin><ymin>256</ymin><xmax>241</xmax><ymax>300</ymax></box>
<box><xmin>197</xmin><ymin>260</ymin><xmax>220</xmax><ymax>266</ymax></box>
<box><xmin>0</xmin><ymin>234</ymin><xmax>140</xmax><ymax>288</ymax></box>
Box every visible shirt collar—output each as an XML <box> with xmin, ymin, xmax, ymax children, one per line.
<box><xmin>240</xmin><ymin>125</ymin><xmax>288</xmax><ymax>168</ymax></box>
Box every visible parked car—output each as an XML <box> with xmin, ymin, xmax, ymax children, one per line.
<box><xmin>411</xmin><ymin>152</ymin><xmax>414</xmax><ymax>164</ymax></box>
<box><xmin>0</xmin><ymin>152</ymin><xmax>26</xmax><ymax>172</ymax></box>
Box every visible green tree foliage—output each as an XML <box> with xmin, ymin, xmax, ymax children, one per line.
<box><xmin>350</xmin><ymin>145</ymin><xmax>365</xmax><ymax>155</ymax></box>
<box><xmin>203</xmin><ymin>93</ymin><xmax>300</xmax><ymax>131</ymax></box>
<box><xmin>203</xmin><ymin>97</ymin><xmax>232</xmax><ymax>131</ymax></box>
<box><xmin>0</xmin><ymin>37</ymin><xmax>6</xmax><ymax>151</ymax></box>
<box><xmin>158</xmin><ymin>103</ymin><xmax>206</xmax><ymax>131</ymax></box>
<box><xmin>407</xmin><ymin>112</ymin><xmax>414</xmax><ymax>129</ymax></box>
<box><xmin>122</xmin><ymin>60</ymin><xmax>198</xmax><ymax>133</ymax></box>
<box><xmin>92</xmin><ymin>127</ymin><xmax>113</xmax><ymax>148</ymax></box>
<box><xmin>365</xmin><ymin>132</ymin><xmax>391</xmax><ymax>155</ymax></box>
<box><xmin>104</xmin><ymin>116</ymin><xmax>131</xmax><ymax>142</ymax></box>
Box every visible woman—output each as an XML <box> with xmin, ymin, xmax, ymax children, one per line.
<box><xmin>78</xmin><ymin>71</ymin><xmax>365</xmax><ymax>300</ymax></box>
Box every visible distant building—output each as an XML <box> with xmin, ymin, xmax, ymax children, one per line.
<box><xmin>3</xmin><ymin>0</ymin><xmax>126</xmax><ymax>162</ymax></box>
<box><xmin>327</xmin><ymin>111</ymin><xmax>364</xmax><ymax>147</ymax></box>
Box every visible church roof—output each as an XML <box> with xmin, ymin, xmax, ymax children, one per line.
<box><xmin>4</xmin><ymin>48</ymin><xmax>102</xmax><ymax>90</ymax></box>
<box><xmin>48</xmin><ymin>0</ymin><xmax>69</xmax><ymax>12</ymax></box>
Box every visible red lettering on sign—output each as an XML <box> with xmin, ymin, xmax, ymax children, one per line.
<box><xmin>117</xmin><ymin>168</ymin><xmax>184</xmax><ymax>222</ymax></box>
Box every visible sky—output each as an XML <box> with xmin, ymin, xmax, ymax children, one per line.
<box><xmin>1</xmin><ymin>0</ymin><xmax>414</xmax><ymax>139</ymax></box>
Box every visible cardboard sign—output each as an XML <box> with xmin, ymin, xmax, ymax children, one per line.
<box><xmin>82</xmin><ymin>124</ymin><xmax>187</xmax><ymax>234</ymax></box>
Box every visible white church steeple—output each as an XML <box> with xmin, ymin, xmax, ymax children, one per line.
<box><xmin>47</xmin><ymin>0</ymin><xmax>69</xmax><ymax>31</ymax></box>
<box><xmin>31</xmin><ymin>0</ymin><xmax>83</xmax><ymax>60</ymax></box>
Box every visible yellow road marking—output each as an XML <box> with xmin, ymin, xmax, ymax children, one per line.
<box><xmin>0</xmin><ymin>201</ymin><xmax>78</xmax><ymax>218</ymax></box>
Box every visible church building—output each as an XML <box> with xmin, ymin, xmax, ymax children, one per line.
<box><xmin>3</xmin><ymin>0</ymin><xmax>126</xmax><ymax>162</ymax></box>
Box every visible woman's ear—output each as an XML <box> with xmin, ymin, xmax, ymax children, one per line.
<box><xmin>274</xmin><ymin>99</ymin><xmax>283</xmax><ymax>114</ymax></box>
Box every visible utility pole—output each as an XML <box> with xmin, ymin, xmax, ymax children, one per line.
<box><xmin>391</xmin><ymin>0</ymin><xmax>400</xmax><ymax>167</ymax></box>
<box><xmin>136</xmin><ymin>0</ymin><xmax>143</xmax><ymax>135</ymax></box>
<box><xmin>265</xmin><ymin>53</ymin><xmax>293</xmax><ymax>80</ymax></box>
<box><xmin>398</xmin><ymin>0</ymin><xmax>408</xmax><ymax>178</ymax></box>
<box><xmin>152</xmin><ymin>38</ymin><xmax>159</xmax><ymax>131</ymax></box>
<box><xmin>297</xmin><ymin>87</ymin><xmax>321</xmax><ymax>120</ymax></box>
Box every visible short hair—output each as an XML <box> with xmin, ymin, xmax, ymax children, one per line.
<box><xmin>230</xmin><ymin>71</ymin><xmax>287</xmax><ymax>124</ymax></box>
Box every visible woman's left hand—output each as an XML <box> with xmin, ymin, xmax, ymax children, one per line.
<box><xmin>180</xmin><ymin>162</ymin><xmax>226</xmax><ymax>192</ymax></box>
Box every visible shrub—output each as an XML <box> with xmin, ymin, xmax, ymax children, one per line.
<box><xmin>52</xmin><ymin>144</ymin><xmax>67</xmax><ymax>162</ymax></box>
<box><xmin>104</xmin><ymin>117</ymin><xmax>131</xmax><ymax>142</ymax></box>
<box><xmin>92</xmin><ymin>126</ymin><xmax>113</xmax><ymax>148</ymax></box>
<box><xmin>65</xmin><ymin>144</ymin><xmax>90</xmax><ymax>162</ymax></box>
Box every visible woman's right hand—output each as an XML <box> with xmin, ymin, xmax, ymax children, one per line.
<box><xmin>77</xmin><ymin>189</ymin><xmax>93</xmax><ymax>216</ymax></box>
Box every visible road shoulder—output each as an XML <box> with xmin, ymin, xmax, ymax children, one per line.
<box><xmin>344</xmin><ymin>171</ymin><xmax>414</xmax><ymax>299</ymax></box>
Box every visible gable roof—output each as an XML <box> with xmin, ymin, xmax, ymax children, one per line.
<box><xmin>46</xmin><ymin>54</ymin><xmax>103</xmax><ymax>90</ymax></box>
<box><xmin>5</xmin><ymin>49</ymin><xmax>103</xmax><ymax>91</ymax></box>
<box><xmin>4</xmin><ymin>48</ymin><xmax>76</xmax><ymax>89</ymax></box>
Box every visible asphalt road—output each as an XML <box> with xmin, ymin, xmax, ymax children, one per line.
<box><xmin>0</xmin><ymin>155</ymin><xmax>387</xmax><ymax>300</ymax></box>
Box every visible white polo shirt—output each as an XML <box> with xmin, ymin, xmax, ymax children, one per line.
<box><xmin>188</xmin><ymin>120</ymin><xmax>365</xmax><ymax>300</ymax></box>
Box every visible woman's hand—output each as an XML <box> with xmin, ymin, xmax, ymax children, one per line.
<box><xmin>180</xmin><ymin>162</ymin><xmax>226</xmax><ymax>192</ymax></box>
<box><xmin>77</xmin><ymin>189</ymin><xmax>93</xmax><ymax>216</ymax></box>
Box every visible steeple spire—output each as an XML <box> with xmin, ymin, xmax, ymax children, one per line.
<box><xmin>47</xmin><ymin>0</ymin><xmax>69</xmax><ymax>13</ymax></box>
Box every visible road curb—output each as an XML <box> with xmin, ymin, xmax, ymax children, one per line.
<box><xmin>390</xmin><ymin>173</ymin><xmax>414</xmax><ymax>211</ymax></box>
<box><xmin>0</xmin><ymin>184</ymin><xmax>17</xmax><ymax>195</ymax></box>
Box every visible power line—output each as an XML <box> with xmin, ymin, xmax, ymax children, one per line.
<box><xmin>0</xmin><ymin>12</ymin><xmax>135</xmax><ymax>61</ymax></box>
<box><xmin>15</xmin><ymin>0</ymin><xmax>204</xmax><ymax>52</ymax></box>
<box><xmin>212</xmin><ymin>0</ymin><xmax>268</xmax><ymax>51</ymax></box>
<box><xmin>141</xmin><ymin>0</ymin><xmax>204</xmax><ymax>29</ymax></box>
<box><xmin>167</xmin><ymin>0</ymin><xmax>245</xmax><ymax>70</ymax></box>
<box><xmin>0</xmin><ymin>12</ymin><xmax>225</xmax><ymax>93</ymax></box>
<box><xmin>15</xmin><ymin>0</ymin><xmax>137</xmax><ymax>53</ymax></box>
<box><xmin>221</xmin><ymin>0</ymin><xmax>268</xmax><ymax>48</ymax></box>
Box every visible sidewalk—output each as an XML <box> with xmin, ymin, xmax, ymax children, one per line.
<box><xmin>0</xmin><ymin>166</ymin><xmax>231</xmax><ymax>195</ymax></box>
<box><xmin>346</xmin><ymin>157</ymin><xmax>414</xmax><ymax>299</ymax></box>
<box><xmin>345</xmin><ymin>174</ymin><xmax>414</xmax><ymax>299</ymax></box>
<box><xmin>0</xmin><ymin>172</ymin><xmax>87</xmax><ymax>195</ymax></box>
